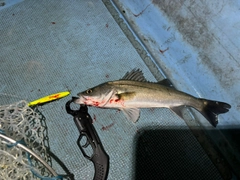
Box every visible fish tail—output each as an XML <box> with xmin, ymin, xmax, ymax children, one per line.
<box><xmin>199</xmin><ymin>99</ymin><xmax>231</xmax><ymax>127</ymax></box>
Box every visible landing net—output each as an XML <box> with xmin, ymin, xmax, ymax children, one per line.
<box><xmin>0</xmin><ymin>100</ymin><xmax>54</xmax><ymax>179</ymax></box>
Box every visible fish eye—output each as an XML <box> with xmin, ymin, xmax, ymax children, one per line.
<box><xmin>86</xmin><ymin>89</ymin><xmax>93</xmax><ymax>94</ymax></box>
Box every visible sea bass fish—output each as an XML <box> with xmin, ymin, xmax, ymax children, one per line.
<box><xmin>74</xmin><ymin>69</ymin><xmax>231</xmax><ymax>127</ymax></box>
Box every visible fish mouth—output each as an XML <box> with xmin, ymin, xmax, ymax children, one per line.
<box><xmin>73</xmin><ymin>96</ymin><xmax>87</xmax><ymax>104</ymax></box>
<box><xmin>74</xmin><ymin>90</ymin><xmax>115</xmax><ymax>106</ymax></box>
<box><xmin>74</xmin><ymin>95</ymin><xmax>97</xmax><ymax>106</ymax></box>
<box><xmin>72</xmin><ymin>96</ymin><xmax>79</xmax><ymax>102</ymax></box>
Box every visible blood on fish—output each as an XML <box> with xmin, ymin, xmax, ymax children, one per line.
<box><xmin>109</xmin><ymin>98</ymin><xmax>120</xmax><ymax>103</ymax></box>
<box><xmin>109</xmin><ymin>98</ymin><xmax>125</xmax><ymax>106</ymax></box>
<box><xmin>92</xmin><ymin>101</ymin><xmax>100</xmax><ymax>106</ymax></box>
<box><xmin>88</xmin><ymin>100</ymin><xmax>106</xmax><ymax>107</ymax></box>
<box><xmin>109</xmin><ymin>98</ymin><xmax>119</xmax><ymax>103</ymax></box>
<box><xmin>109</xmin><ymin>99</ymin><xmax>114</xmax><ymax>103</ymax></box>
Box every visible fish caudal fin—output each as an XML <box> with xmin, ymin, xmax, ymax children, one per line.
<box><xmin>170</xmin><ymin>99</ymin><xmax>231</xmax><ymax>127</ymax></box>
<box><xmin>199</xmin><ymin>99</ymin><xmax>231</xmax><ymax>127</ymax></box>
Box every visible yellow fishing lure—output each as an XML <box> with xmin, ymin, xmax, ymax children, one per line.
<box><xmin>28</xmin><ymin>91</ymin><xmax>70</xmax><ymax>106</ymax></box>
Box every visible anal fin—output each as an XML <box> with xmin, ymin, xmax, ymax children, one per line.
<box><xmin>120</xmin><ymin>108</ymin><xmax>140</xmax><ymax>123</ymax></box>
<box><xmin>170</xmin><ymin>106</ymin><xmax>185</xmax><ymax>119</ymax></box>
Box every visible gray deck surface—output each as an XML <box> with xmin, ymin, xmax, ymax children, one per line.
<box><xmin>0</xmin><ymin>0</ymin><xmax>230</xmax><ymax>179</ymax></box>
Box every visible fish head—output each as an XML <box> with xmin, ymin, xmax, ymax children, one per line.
<box><xmin>74</xmin><ymin>83</ymin><xmax>114</xmax><ymax>107</ymax></box>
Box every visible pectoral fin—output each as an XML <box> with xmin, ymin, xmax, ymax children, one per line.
<box><xmin>120</xmin><ymin>108</ymin><xmax>140</xmax><ymax>123</ymax></box>
<box><xmin>116</xmin><ymin>92</ymin><xmax>136</xmax><ymax>100</ymax></box>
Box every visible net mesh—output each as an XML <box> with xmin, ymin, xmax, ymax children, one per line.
<box><xmin>0</xmin><ymin>100</ymin><xmax>52</xmax><ymax>180</ymax></box>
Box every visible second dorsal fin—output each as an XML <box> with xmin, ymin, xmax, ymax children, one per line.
<box><xmin>157</xmin><ymin>79</ymin><xmax>174</xmax><ymax>88</ymax></box>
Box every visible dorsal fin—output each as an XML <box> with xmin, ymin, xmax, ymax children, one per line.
<box><xmin>158</xmin><ymin>79</ymin><xmax>174</xmax><ymax>88</ymax></box>
<box><xmin>121</xmin><ymin>68</ymin><xmax>147</xmax><ymax>82</ymax></box>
